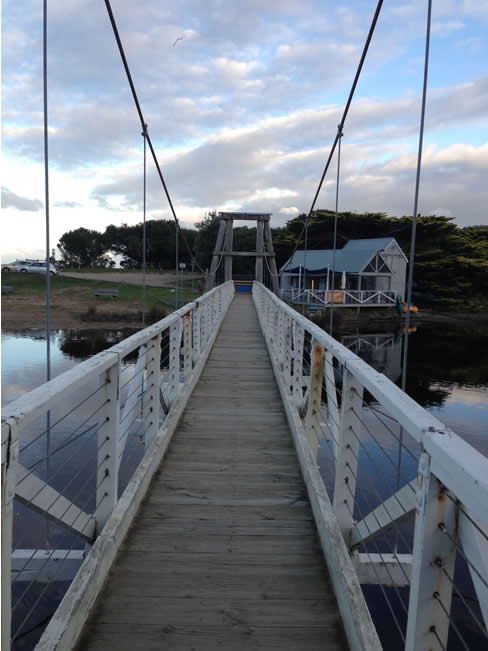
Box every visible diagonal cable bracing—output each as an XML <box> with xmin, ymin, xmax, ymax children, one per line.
<box><xmin>103</xmin><ymin>0</ymin><xmax>204</xmax><ymax>275</ymax></box>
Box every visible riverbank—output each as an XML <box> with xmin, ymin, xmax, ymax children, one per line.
<box><xmin>1</xmin><ymin>272</ymin><xmax>200</xmax><ymax>329</ymax></box>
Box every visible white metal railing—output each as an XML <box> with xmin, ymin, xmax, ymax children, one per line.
<box><xmin>253</xmin><ymin>282</ymin><xmax>488</xmax><ymax>651</ymax></box>
<box><xmin>281</xmin><ymin>288</ymin><xmax>398</xmax><ymax>306</ymax></box>
<box><xmin>1</xmin><ymin>281</ymin><xmax>234</xmax><ymax>648</ymax></box>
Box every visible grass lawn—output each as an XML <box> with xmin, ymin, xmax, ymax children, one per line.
<box><xmin>2</xmin><ymin>272</ymin><xmax>199</xmax><ymax>309</ymax></box>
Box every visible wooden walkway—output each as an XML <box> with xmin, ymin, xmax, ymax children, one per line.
<box><xmin>79</xmin><ymin>294</ymin><xmax>346</xmax><ymax>650</ymax></box>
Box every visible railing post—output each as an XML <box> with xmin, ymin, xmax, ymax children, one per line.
<box><xmin>278</xmin><ymin>306</ymin><xmax>285</xmax><ymax>365</ymax></box>
<box><xmin>168</xmin><ymin>321</ymin><xmax>181</xmax><ymax>404</ymax></box>
<box><xmin>405</xmin><ymin>452</ymin><xmax>457</xmax><ymax>651</ymax></box>
<box><xmin>2</xmin><ymin>421</ymin><xmax>19</xmax><ymax>651</ymax></box>
<box><xmin>304</xmin><ymin>344</ymin><xmax>324</xmax><ymax>459</ymax></box>
<box><xmin>145</xmin><ymin>333</ymin><xmax>161</xmax><ymax>448</ymax></box>
<box><xmin>333</xmin><ymin>368</ymin><xmax>364</xmax><ymax>541</ymax></box>
<box><xmin>293</xmin><ymin>324</ymin><xmax>304</xmax><ymax>404</ymax></box>
<box><xmin>324</xmin><ymin>350</ymin><xmax>340</xmax><ymax>458</ymax></box>
<box><xmin>192</xmin><ymin>304</ymin><xmax>201</xmax><ymax>363</ymax></box>
<box><xmin>183</xmin><ymin>312</ymin><xmax>192</xmax><ymax>380</ymax></box>
<box><xmin>211</xmin><ymin>293</ymin><xmax>216</xmax><ymax>329</ymax></box>
<box><xmin>283</xmin><ymin>314</ymin><xmax>292</xmax><ymax>392</ymax></box>
<box><xmin>96</xmin><ymin>360</ymin><xmax>120</xmax><ymax>533</ymax></box>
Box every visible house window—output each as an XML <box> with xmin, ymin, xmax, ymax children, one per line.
<box><xmin>363</xmin><ymin>253</ymin><xmax>391</xmax><ymax>274</ymax></box>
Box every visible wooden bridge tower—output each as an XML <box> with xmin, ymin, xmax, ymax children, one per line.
<box><xmin>206</xmin><ymin>212</ymin><xmax>281</xmax><ymax>295</ymax></box>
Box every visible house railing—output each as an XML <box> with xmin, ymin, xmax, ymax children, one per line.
<box><xmin>254</xmin><ymin>281</ymin><xmax>488</xmax><ymax>650</ymax></box>
<box><xmin>281</xmin><ymin>288</ymin><xmax>398</xmax><ymax>306</ymax></box>
<box><xmin>1</xmin><ymin>281</ymin><xmax>234</xmax><ymax>648</ymax></box>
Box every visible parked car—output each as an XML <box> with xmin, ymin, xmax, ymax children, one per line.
<box><xmin>17</xmin><ymin>262</ymin><xmax>57</xmax><ymax>275</ymax></box>
<box><xmin>1</xmin><ymin>262</ymin><xmax>18</xmax><ymax>272</ymax></box>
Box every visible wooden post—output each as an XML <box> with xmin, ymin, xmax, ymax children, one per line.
<box><xmin>305</xmin><ymin>344</ymin><xmax>325</xmax><ymax>459</ymax></box>
<box><xmin>207</xmin><ymin>218</ymin><xmax>227</xmax><ymax>290</ymax></box>
<box><xmin>405</xmin><ymin>452</ymin><xmax>457</xmax><ymax>651</ymax></box>
<box><xmin>96</xmin><ymin>361</ymin><xmax>120</xmax><ymax>533</ymax></box>
<box><xmin>145</xmin><ymin>333</ymin><xmax>161</xmax><ymax>448</ymax></box>
<box><xmin>183</xmin><ymin>312</ymin><xmax>192</xmax><ymax>381</ymax></box>
<box><xmin>333</xmin><ymin>369</ymin><xmax>364</xmax><ymax>541</ymax></box>
<box><xmin>224</xmin><ymin>218</ymin><xmax>233</xmax><ymax>282</ymax></box>
<box><xmin>2</xmin><ymin>421</ymin><xmax>18</xmax><ymax>650</ymax></box>
<box><xmin>255</xmin><ymin>219</ymin><xmax>264</xmax><ymax>283</ymax></box>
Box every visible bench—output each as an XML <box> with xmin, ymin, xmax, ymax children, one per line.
<box><xmin>2</xmin><ymin>285</ymin><xmax>13</xmax><ymax>295</ymax></box>
<box><xmin>94</xmin><ymin>288</ymin><xmax>119</xmax><ymax>299</ymax></box>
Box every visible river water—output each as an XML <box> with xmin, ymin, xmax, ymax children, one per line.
<box><xmin>2</xmin><ymin>322</ymin><xmax>487</xmax><ymax>649</ymax></box>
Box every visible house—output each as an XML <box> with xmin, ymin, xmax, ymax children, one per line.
<box><xmin>280</xmin><ymin>237</ymin><xmax>407</xmax><ymax>306</ymax></box>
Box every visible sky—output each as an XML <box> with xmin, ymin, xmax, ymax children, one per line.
<box><xmin>1</xmin><ymin>0</ymin><xmax>488</xmax><ymax>261</ymax></box>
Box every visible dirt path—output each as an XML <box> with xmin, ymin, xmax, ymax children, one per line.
<box><xmin>60</xmin><ymin>271</ymin><xmax>203</xmax><ymax>287</ymax></box>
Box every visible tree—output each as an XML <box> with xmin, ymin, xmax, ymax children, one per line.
<box><xmin>57</xmin><ymin>228</ymin><xmax>107</xmax><ymax>267</ymax></box>
<box><xmin>103</xmin><ymin>220</ymin><xmax>197</xmax><ymax>269</ymax></box>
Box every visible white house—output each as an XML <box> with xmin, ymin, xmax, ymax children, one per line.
<box><xmin>280</xmin><ymin>237</ymin><xmax>407</xmax><ymax>306</ymax></box>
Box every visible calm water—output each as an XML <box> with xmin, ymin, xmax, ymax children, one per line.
<box><xmin>2</xmin><ymin>322</ymin><xmax>487</xmax><ymax>649</ymax></box>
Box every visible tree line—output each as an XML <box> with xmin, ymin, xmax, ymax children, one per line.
<box><xmin>58</xmin><ymin>211</ymin><xmax>488</xmax><ymax>310</ymax></box>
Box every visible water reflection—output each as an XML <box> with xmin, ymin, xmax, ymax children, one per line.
<box><xmin>333</xmin><ymin>323</ymin><xmax>488</xmax><ymax>456</ymax></box>
<box><xmin>2</xmin><ymin>322</ymin><xmax>487</xmax><ymax>650</ymax></box>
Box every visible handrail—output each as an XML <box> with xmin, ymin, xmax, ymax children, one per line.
<box><xmin>1</xmin><ymin>281</ymin><xmax>235</xmax><ymax>649</ymax></box>
<box><xmin>253</xmin><ymin>281</ymin><xmax>488</xmax><ymax>651</ymax></box>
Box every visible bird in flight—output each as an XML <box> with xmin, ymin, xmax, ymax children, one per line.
<box><xmin>173</xmin><ymin>36</ymin><xmax>184</xmax><ymax>47</ymax></box>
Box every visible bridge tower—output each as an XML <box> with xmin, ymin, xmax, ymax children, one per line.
<box><xmin>206</xmin><ymin>212</ymin><xmax>280</xmax><ymax>295</ymax></box>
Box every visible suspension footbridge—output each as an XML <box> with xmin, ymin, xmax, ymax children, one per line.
<box><xmin>3</xmin><ymin>0</ymin><xmax>488</xmax><ymax>648</ymax></box>
<box><xmin>3</xmin><ymin>281</ymin><xmax>488</xmax><ymax>650</ymax></box>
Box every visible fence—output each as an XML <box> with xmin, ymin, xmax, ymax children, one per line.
<box><xmin>253</xmin><ymin>281</ymin><xmax>488</xmax><ymax>650</ymax></box>
<box><xmin>1</xmin><ymin>281</ymin><xmax>234</xmax><ymax>649</ymax></box>
<box><xmin>281</xmin><ymin>288</ymin><xmax>398</xmax><ymax>306</ymax></box>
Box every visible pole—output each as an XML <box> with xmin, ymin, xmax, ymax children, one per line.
<box><xmin>329</xmin><ymin>124</ymin><xmax>343</xmax><ymax>336</ymax></box>
<box><xmin>401</xmin><ymin>0</ymin><xmax>432</xmax><ymax>393</ymax></box>
<box><xmin>175</xmin><ymin>225</ymin><xmax>179</xmax><ymax>309</ymax></box>
<box><xmin>43</xmin><ymin>0</ymin><xmax>51</xmax><ymax>545</ymax></box>
<box><xmin>141</xmin><ymin>124</ymin><xmax>147</xmax><ymax>328</ymax></box>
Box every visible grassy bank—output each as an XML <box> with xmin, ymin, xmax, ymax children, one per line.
<box><xmin>1</xmin><ymin>271</ymin><xmax>201</xmax><ymax>329</ymax></box>
<box><xmin>2</xmin><ymin>272</ymin><xmax>197</xmax><ymax>306</ymax></box>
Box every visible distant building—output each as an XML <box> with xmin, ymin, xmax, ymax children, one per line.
<box><xmin>280</xmin><ymin>237</ymin><xmax>407</xmax><ymax>307</ymax></box>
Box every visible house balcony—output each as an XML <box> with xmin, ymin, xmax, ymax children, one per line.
<box><xmin>280</xmin><ymin>288</ymin><xmax>398</xmax><ymax>308</ymax></box>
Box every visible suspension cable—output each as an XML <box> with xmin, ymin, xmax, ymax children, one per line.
<box><xmin>284</xmin><ymin>0</ymin><xmax>384</xmax><ymax>279</ymax></box>
<box><xmin>103</xmin><ymin>0</ymin><xmax>205</xmax><ymax>275</ymax></box>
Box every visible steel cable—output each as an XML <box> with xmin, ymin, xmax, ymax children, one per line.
<box><xmin>103</xmin><ymin>0</ymin><xmax>205</xmax><ymax>275</ymax></box>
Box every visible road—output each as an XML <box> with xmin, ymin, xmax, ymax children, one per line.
<box><xmin>60</xmin><ymin>270</ymin><xmax>204</xmax><ymax>288</ymax></box>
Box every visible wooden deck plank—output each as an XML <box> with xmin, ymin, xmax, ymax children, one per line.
<box><xmin>79</xmin><ymin>294</ymin><xmax>347</xmax><ymax>651</ymax></box>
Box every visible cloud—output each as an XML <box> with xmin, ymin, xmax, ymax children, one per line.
<box><xmin>54</xmin><ymin>200</ymin><xmax>82</xmax><ymax>208</ymax></box>
<box><xmin>1</xmin><ymin>187</ymin><xmax>43</xmax><ymax>211</ymax></box>
<box><xmin>2</xmin><ymin>0</ymin><xmax>488</xmax><ymax>260</ymax></box>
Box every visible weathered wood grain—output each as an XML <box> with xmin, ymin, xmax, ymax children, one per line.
<box><xmin>79</xmin><ymin>295</ymin><xmax>347</xmax><ymax>650</ymax></box>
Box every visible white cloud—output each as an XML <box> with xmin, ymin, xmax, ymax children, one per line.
<box><xmin>2</xmin><ymin>0</ymin><xmax>488</xmax><ymax>260</ymax></box>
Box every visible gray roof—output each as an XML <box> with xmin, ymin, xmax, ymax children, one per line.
<box><xmin>343</xmin><ymin>237</ymin><xmax>394</xmax><ymax>251</ymax></box>
<box><xmin>281</xmin><ymin>238</ymin><xmax>396</xmax><ymax>274</ymax></box>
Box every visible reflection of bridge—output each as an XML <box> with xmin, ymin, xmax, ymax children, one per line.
<box><xmin>341</xmin><ymin>333</ymin><xmax>402</xmax><ymax>383</ymax></box>
<box><xmin>2</xmin><ymin>283</ymin><xmax>487</xmax><ymax>650</ymax></box>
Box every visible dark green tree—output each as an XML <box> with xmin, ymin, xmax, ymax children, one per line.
<box><xmin>57</xmin><ymin>228</ymin><xmax>107</xmax><ymax>267</ymax></box>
